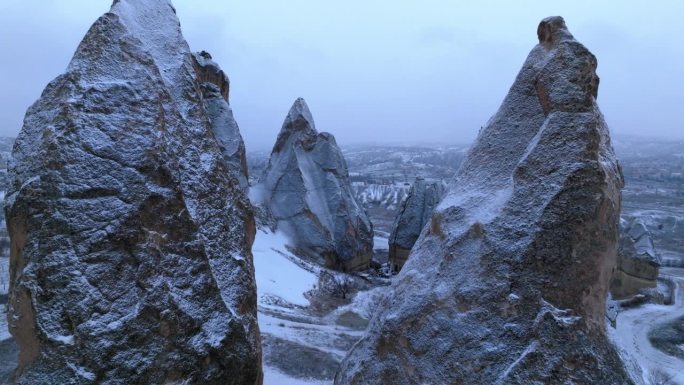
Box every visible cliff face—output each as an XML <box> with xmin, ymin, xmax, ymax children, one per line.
<box><xmin>260</xmin><ymin>98</ymin><xmax>373</xmax><ymax>271</ymax></box>
<box><xmin>5</xmin><ymin>1</ymin><xmax>261</xmax><ymax>384</ymax></box>
<box><xmin>335</xmin><ymin>16</ymin><xmax>631</xmax><ymax>385</ymax></box>
<box><xmin>388</xmin><ymin>178</ymin><xmax>445</xmax><ymax>272</ymax></box>
<box><xmin>611</xmin><ymin>219</ymin><xmax>661</xmax><ymax>299</ymax></box>
<box><xmin>192</xmin><ymin>51</ymin><xmax>249</xmax><ymax>191</ymax></box>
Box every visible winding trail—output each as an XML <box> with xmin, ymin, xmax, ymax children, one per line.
<box><xmin>610</xmin><ymin>267</ymin><xmax>684</xmax><ymax>384</ymax></box>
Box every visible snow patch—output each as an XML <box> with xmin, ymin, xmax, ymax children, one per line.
<box><xmin>253</xmin><ymin>230</ymin><xmax>317</xmax><ymax>306</ymax></box>
<box><xmin>67</xmin><ymin>363</ymin><xmax>96</xmax><ymax>381</ymax></box>
<box><xmin>263</xmin><ymin>366</ymin><xmax>328</xmax><ymax>385</ymax></box>
<box><xmin>0</xmin><ymin>311</ymin><xmax>10</xmax><ymax>341</ymax></box>
<box><xmin>53</xmin><ymin>334</ymin><xmax>75</xmax><ymax>345</ymax></box>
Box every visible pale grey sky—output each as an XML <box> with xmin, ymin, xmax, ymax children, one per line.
<box><xmin>0</xmin><ymin>1</ymin><xmax>682</xmax><ymax>150</ymax></box>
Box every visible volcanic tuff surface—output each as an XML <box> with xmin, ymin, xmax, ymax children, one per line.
<box><xmin>335</xmin><ymin>16</ymin><xmax>633</xmax><ymax>385</ymax></box>
<box><xmin>192</xmin><ymin>50</ymin><xmax>249</xmax><ymax>191</ymax></box>
<box><xmin>260</xmin><ymin>98</ymin><xmax>373</xmax><ymax>271</ymax></box>
<box><xmin>388</xmin><ymin>177</ymin><xmax>445</xmax><ymax>271</ymax></box>
<box><xmin>5</xmin><ymin>1</ymin><xmax>261</xmax><ymax>384</ymax></box>
<box><xmin>610</xmin><ymin>218</ymin><xmax>661</xmax><ymax>299</ymax></box>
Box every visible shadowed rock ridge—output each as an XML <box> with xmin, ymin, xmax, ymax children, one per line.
<box><xmin>610</xmin><ymin>218</ymin><xmax>661</xmax><ymax>299</ymax></box>
<box><xmin>335</xmin><ymin>16</ymin><xmax>632</xmax><ymax>385</ymax></box>
<box><xmin>192</xmin><ymin>50</ymin><xmax>249</xmax><ymax>191</ymax></box>
<box><xmin>388</xmin><ymin>177</ymin><xmax>445</xmax><ymax>272</ymax></box>
<box><xmin>261</xmin><ymin>98</ymin><xmax>373</xmax><ymax>271</ymax></box>
<box><xmin>5</xmin><ymin>1</ymin><xmax>261</xmax><ymax>384</ymax></box>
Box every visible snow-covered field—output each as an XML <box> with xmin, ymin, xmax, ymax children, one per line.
<box><xmin>0</xmin><ymin>256</ymin><xmax>9</xmax><ymax>341</ymax></box>
<box><xmin>253</xmin><ymin>231</ymin><xmax>318</xmax><ymax>306</ymax></box>
<box><xmin>609</xmin><ymin>267</ymin><xmax>684</xmax><ymax>384</ymax></box>
<box><xmin>0</xmin><ymin>257</ymin><xmax>7</xmax><ymax>296</ymax></box>
<box><xmin>253</xmin><ymin>229</ymin><xmax>380</xmax><ymax>385</ymax></box>
<box><xmin>0</xmin><ymin>317</ymin><xmax>8</xmax><ymax>342</ymax></box>
<box><xmin>263</xmin><ymin>367</ymin><xmax>329</xmax><ymax>385</ymax></box>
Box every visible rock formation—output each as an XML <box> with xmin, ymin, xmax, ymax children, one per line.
<box><xmin>260</xmin><ymin>98</ymin><xmax>373</xmax><ymax>271</ymax></box>
<box><xmin>610</xmin><ymin>218</ymin><xmax>661</xmax><ymax>299</ymax></box>
<box><xmin>5</xmin><ymin>1</ymin><xmax>261</xmax><ymax>384</ymax></box>
<box><xmin>335</xmin><ymin>16</ymin><xmax>632</xmax><ymax>385</ymax></box>
<box><xmin>192</xmin><ymin>51</ymin><xmax>249</xmax><ymax>191</ymax></box>
<box><xmin>388</xmin><ymin>177</ymin><xmax>445</xmax><ymax>272</ymax></box>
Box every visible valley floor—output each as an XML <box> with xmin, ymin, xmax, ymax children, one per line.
<box><xmin>609</xmin><ymin>267</ymin><xmax>684</xmax><ymax>384</ymax></box>
<box><xmin>252</xmin><ymin>229</ymin><xmax>386</xmax><ymax>385</ymax></box>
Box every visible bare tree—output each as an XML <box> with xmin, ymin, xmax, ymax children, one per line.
<box><xmin>319</xmin><ymin>270</ymin><xmax>355</xmax><ymax>300</ymax></box>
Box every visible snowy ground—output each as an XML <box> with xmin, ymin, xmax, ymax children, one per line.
<box><xmin>253</xmin><ymin>231</ymin><xmax>318</xmax><ymax>306</ymax></box>
<box><xmin>373</xmin><ymin>235</ymin><xmax>388</xmax><ymax>251</ymax></box>
<box><xmin>609</xmin><ymin>267</ymin><xmax>684</xmax><ymax>384</ymax></box>
<box><xmin>0</xmin><ymin>256</ymin><xmax>9</xmax><ymax>341</ymax></box>
<box><xmin>253</xmin><ymin>229</ymin><xmax>381</xmax><ymax>385</ymax></box>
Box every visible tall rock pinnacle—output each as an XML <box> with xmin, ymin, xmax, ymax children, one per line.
<box><xmin>192</xmin><ymin>51</ymin><xmax>249</xmax><ymax>191</ymax></box>
<box><xmin>5</xmin><ymin>1</ymin><xmax>261</xmax><ymax>383</ymax></box>
<box><xmin>388</xmin><ymin>177</ymin><xmax>445</xmax><ymax>272</ymax></box>
<box><xmin>335</xmin><ymin>16</ymin><xmax>632</xmax><ymax>384</ymax></box>
<box><xmin>260</xmin><ymin>98</ymin><xmax>373</xmax><ymax>271</ymax></box>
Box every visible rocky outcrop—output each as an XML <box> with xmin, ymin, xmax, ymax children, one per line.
<box><xmin>5</xmin><ymin>1</ymin><xmax>261</xmax><ymax>384</ymax></box>
<box><xmin>388</xmin><ymin>178</ymin><xmax>444</xmax><ymax>272</ymax></box>
<box><xmin>260</xmin><ymin>98</ymin><xmax>373</xmax><ymax>271</ymax></box>
<box><xmin>335</xmin><ymin>16</ymin><xmax>631</xmax><ymax>385</ymax></box>
<box><xmin>611</xmin><ymin>218</ymin><xmax>661</xmax><ymax>299</ymax></box>
<box><xmin>192</xmin><ymin>51</ymin><xmax>249</xmax><ymax>191</ymax></box>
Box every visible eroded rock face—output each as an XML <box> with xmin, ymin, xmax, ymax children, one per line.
<box><xmin>610</xmin><ymin>218</ymin><xmax>661</xmax><ymax>299</ymax></box>
<box><xmin>5</xmin><ymin>1</ymin><xmax>261</xmax><ymax>384</ymax></box>
<box><xmin>192</xmin><ymin>51</ymin><xmax>249</xmax><ymax>191</ymax></box>
<box><xmin>388</xmin><ymin>178</ymin><xmax>445</xmax><ymax>272</ymax></box>
<box><xmin>260</xmin><ymin>98</ymin><xmax>373</xmax><ymax>271</ymax></box>
<box><xmin>335</xmin><ymin>17</ymin><xmax>632</xmax><ymax>385</ymax></box>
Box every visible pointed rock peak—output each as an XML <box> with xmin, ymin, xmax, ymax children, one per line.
<box><xmin>285</xmin><ymin>97</ymin><xmax>315</xmax><ymax>131</ymax></box>
<box><xmin>272</xmin><ymin>98</ymin><xmax>317</xmax><ymax>153</ymax></box>
<box><xmin>192</xmin><ymin>50</ymin><xmax>230</xmax><ymax>101</ymax></box>
<box><xmin>537</xmin><ymin>16</ymin><xmax>574</xmax><ymax>47</ymax></box>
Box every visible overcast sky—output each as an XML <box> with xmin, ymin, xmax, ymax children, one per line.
<box><xmin>0</xmin><ymin>1</ymin><xmax>682</xmax><ymax>150</ymax></box>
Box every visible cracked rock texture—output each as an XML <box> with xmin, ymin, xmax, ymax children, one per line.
<box><xmin>5</xmin><ymin>1</ymin><xmax>261</xmax><ymax>384</ymax></box>
<box><xmin>335</xmin><ymin>16</ymin><xmax>632</xmax><ymax>385</ymax></box>
<box><xmin>192</xmin><ymin>50</ymin><xmax>249</xmax><ymax>191</ymax></box>
<box><xmin>388</xmin><ymin>177</ymin><xmax>445</xmax><ymax>272</ymax></box>
<box><xmin>610</xmin><ymin>218</ymin><xmax>661</xmax><ymax>299</ymax></box>
<box><xmin>260</xmin><ymin>98</ymin><xmax>373</xmax><ymax>271</ymax></box>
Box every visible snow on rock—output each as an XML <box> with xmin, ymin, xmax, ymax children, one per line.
<box><xmin>192</xmin><ymin>50</ymin><xmax>249</xmax><ymax>191</ymax></box>
<box><xmin>260</xmin><ymin>98</ymin><xmax>373</xmax><ymax>272</ymax></box>
<box><xmin>253</xmin><ymin>230</ymin><xmax>317</xmax><ymax>306</ymax></box>
<box><xmin>5</xmin><ymin>1</ymin><xmax>261</xmax><ymax>383</ymax></box>
<box><xmin>335</xmin><ymin>16</ymin><xmax>632</xmax><ymax>385</ymax></box>
<box><xmin>610</xmin><ymin>218</ymin><xmax>662</xmax><ymax>299</ymax></box>
<box><xmin>388</xmin><ymin>177</ymin><xmax>445</xmax><ymax>271</ymax></box>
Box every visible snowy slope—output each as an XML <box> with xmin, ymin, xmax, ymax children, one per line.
<box><xmin>253</xmin><ymin>229</ymin><xmax>377</xmax><ymax>385</ymax></box>
<box><xmin>253</xmin><ymin>230</ymin><xmax>317</xmax><ymax>306</ymax></box>
<box><xmin>0</xmin><ymin>256</ymin><xmax>8</xmax><ymax>341</ymax></box>
<box><xmin>609</xmin><ymin>267</ymin><xmax>684</xmax><ymax>384</ymax></box>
